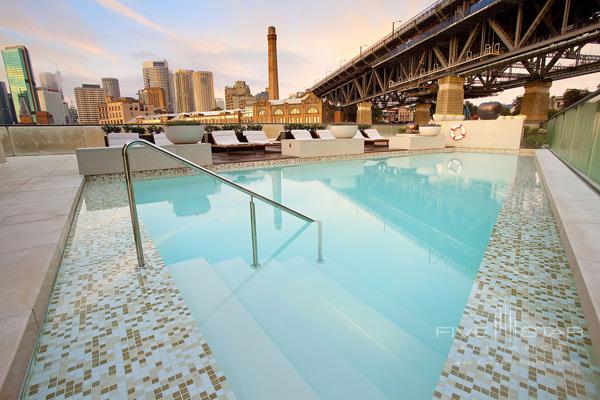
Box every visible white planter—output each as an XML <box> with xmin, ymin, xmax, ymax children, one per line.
<box><xmin>330</xmin><ymin>125</ymin><xmax>357</xmax><ymax>139</ymax></box>
<box><xmin>164</xmin><ymin>125</ymin><xmax>205</xmax><ymax>144</ymax></box>
<box><xmin>419</xmin><ymin>125</ymin><xmax>441</xmax><ymax>136</ymax></box>
<box><xmin>432</xmin><ymin>114</ymin><xmax>447</xmax><ymax>122</ymax></box>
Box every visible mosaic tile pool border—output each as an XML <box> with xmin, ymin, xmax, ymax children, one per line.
<box><xmin>21</xmin><ymin>183</ymin><xmax>234</xmax><ymax>400</ymax></box>
<box><xmin>433</xmin><ymin>156</ymin><xmax>600</xmax><ymax>398</ymax></box>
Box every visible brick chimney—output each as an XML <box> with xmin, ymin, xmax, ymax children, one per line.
<box><xmin>267</xmin><ymin>26</ymin><xmax>280</xmax><ymax>100</ymax></box>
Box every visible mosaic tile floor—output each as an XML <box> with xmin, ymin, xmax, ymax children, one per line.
<box><xmin>21</xmin><ymin>151</ymin><xmax>600</xmax><ymax>400</ymax></box>
<box><xmin>22</xmin><ymin>180</ymin><xmax>234</xmax><ymax>400</ymax></box>
<box><xmin>434</xmin><ymin>156</ymin><xmax>600</xmax><ymax>399</ymax></box>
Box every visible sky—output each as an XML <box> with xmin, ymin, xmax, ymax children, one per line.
<box><xmin>0</xmin><ymin>0</ymin><xmax>598</xmax><ymax>107</ymax></box>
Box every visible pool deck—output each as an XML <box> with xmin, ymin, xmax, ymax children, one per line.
<box><xmin>535</xmin><ymin>149</ymin><xmax>600</xmax><ymax>360</ymax></box>
<box><xmin>0</xmin><ymin>155</ymin><xmax>83</xmax><ymax>399</ymax></box>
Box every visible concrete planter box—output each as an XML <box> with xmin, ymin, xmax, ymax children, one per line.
<box><xmin>164</xmin><ymin>125</ymin><xmax>205</xmax><ymax>144</ymax></box>
<box><xmin>389</xmin><ymin>134</ymin><xmax>446</xmax><ymax>150</ymax></box>
<box><xmin>281</xmin><ymin>138</ymin><xmax>364</xmax><ymax>158</ymax></box>
<box><xmin>75</xmin><ymin>143</ymin><xmax>212</xmax><ymax>175</ymax></box>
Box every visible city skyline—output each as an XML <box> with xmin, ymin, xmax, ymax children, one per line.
<box><xmin>0</xmin><ymin>0</ymin><xmax>599</xmax><ymax>108</ymax></box>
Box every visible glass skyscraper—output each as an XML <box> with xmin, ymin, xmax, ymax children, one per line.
<box><xmin>1</xmin><ymin>45</ymin><xmax>40</xmax><ymax>122</ymax></box>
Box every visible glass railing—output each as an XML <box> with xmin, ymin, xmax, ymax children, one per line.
<box><xmin>546</xmin><ymin>89</ymin><xmax>600</xmax><ymax>188</ymax></box>
<box><xmin>121</xmin><ymin>139</ymin><xmax>323</xmax><ymax>268</ymax></box>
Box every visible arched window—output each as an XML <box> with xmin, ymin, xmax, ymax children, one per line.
<box><xmin>258</xmin><ymin>109</ymin><xmax>267</xmax><ymax>116</ymax></box>
<box><xmin>290</xmin><ymin>108</ymin><xmax>300</xmax><ymax>115</ymax></box>
<box><xmin>307</xmin><ymin>107</ymin><xmax>318</xmax><ymax>114</ymax></box>
<box><xmin>274</xmin><ymin>109</ymin><xmax>284</xmax><ymax>115</ymax></box>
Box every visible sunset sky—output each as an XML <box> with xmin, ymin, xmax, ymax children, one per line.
<box><xmin>1</xmin><ymin>0</ymin><xmax>598</xmax><ymax>106</ymax></box>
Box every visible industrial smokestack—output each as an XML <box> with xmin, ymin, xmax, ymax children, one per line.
<box><xmin>267</xmin><ymin>26</ymin><xmax>279</xmax><ymax>100</ymax></box>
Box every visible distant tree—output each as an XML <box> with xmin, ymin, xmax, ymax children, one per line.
<box><xmin>562</xmin><ymin>89</ymin><xmax>590</xmax><ymax>108</ymax></box>
<box><xmin>511</xmin><ymin>96</ymin><xmax>523</xmax><ymax>115</ymax></box>
<box><xmin>500</xmin><ymin>106</ymin><xmax>512</xmax><ymax>116</ymax></box>
<box><xmin>464</xmin><ymin>101</ymin><xmax>478</xmax><ymax>118</ymax></box>
<box><xmin>372</xmin><ymin>107</ymin><xmax>383</xmax><ymax>123</ymax></box>
<box><xmin>211</xmin><ymin>106</ymin><xmax>223</xmax><ymax>111</ymax></box>
<box><xmin>548</xmin><ymin>108</ymin><xmax>559</xmax><ymax>118</ymax></box>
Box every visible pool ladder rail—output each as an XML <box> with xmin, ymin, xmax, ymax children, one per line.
<box><xmin>121</xmin><ymin>139</ymin><xmax>324</xmax><ymax>269</ymax></box>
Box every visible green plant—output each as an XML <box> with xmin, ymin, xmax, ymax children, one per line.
<box><xmin>245</xmin><ymin>123</ymin><xmax>263</xmax><ymax>131</ymax></box>
<box><xmin>101</xmin><ymin>124</ymin><xmax>121</xmax><ymax>134</ymax></box>
<box><xmin>121</xmin><ymin>125</ymin><xmax>132</xmax><ymax>133</ymax></box>
<box><xmin>221</xmin><ymin>123</ymin><xmax>243</xmax><ymax>133</ymax></box>
<box><xmin>521</xmin><ymin>127</ymin><xmax>547</xmax><ymax>149</ymax></box>
<box><xmin>204</xmin><ymin>124</ymin><xmax>220</xmax><ymax>133</ymax></box>
<box><xmin>358</xmin><ymin>124</ymin><xmax>371</xmax><ymax>130</ymax></box>
<box><xmin>165</xmin><ymin>119</ymin><xmax>202</xmax><ymax>126</ymax></box>
<box><xmin>398</xmin><ymin>126</ymin><xmax>407</xmax><ymax>134</ymax></box>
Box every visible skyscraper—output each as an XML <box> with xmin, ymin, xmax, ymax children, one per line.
<box><xmin>174</xmin><ymin>69</ymin><xmax>195</xmax><ymax>113</ymax></box>
<box><xmin>0</xmin><ymin>81</ymin><xmax>16</xmax><ymax>124</ymax></box>
<box><xmin>39</xmin><ymin>71</ymin><xmax>64</xmax><ymax>97</ymax></box>
<box><xmin>192</xmin><ymin>71</ymin><xmax>216</xmax><ymax>112</ymax></box>
<box><xmin>142</xmin><ymin>60</ymin><xmax>175</xmax><ymax>112</ymax></box>
<box><xmin>74</xmin><ymin>84</ymin><xmax>107</xmax><ymax>124</ymax></box>
<box><xmin>101</xmin><ymin>77</ymin><xmax>120</xmax><ymax>99</ymax></box>
<box><xmin>1</xmin><ymin>45</ymin><xmax>40</xmax><ymax>123</ymax></box>
<box><xmin>37</xmin><ymin>87</ymin><xmax>68</xmax><ymax>124</ymax></box>
<box><xmin>140</xmin><ymin>87</ymin><xmax>167</xmax><ymax>112</ymax></box>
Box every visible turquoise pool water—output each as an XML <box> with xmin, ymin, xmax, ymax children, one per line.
<box><xmin>134</xmin><ymin>152</ymin><xmax>518</xmax><ymax>399</ymax></box>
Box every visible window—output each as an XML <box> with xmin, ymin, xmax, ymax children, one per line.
<box><xmin>290</xmin><ymin>108</ymin><xmax>300</xmax><ymax>115</ymax></box>
<box><xmin>307</xmin><ymin>107</ymin><xmax>318</xmax><ymax>114</ymax></box>
<box><xmin>274</xmin><ymin>109</ymin><xmax>284</xmax><ymax>115</ymax></box>
<box><xmin>258</xmin><ymin>109</ymin><xmax>267</xmax><ymax>116</ymax></box>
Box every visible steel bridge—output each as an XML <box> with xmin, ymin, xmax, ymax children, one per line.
<box><xmin>309</xmin><ymin>0</ymin><xmax>600</xmax><ymax>108</ymax></box>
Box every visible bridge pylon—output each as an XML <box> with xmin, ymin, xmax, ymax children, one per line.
<box><xmin>435</xmin><ymin>76</ymin><xmax>465</xmax><ymax>118</ymax></box>
<box><xmin>415</xmin><ymin>103</ymin><xmax>431</xmax><ymax>125</ymax></box>
<box><xmin>521</xmin><ymin>80</ymin><xmax>552</xmax><ymax>125</ymax></box>
<box><xmin>357</xmin><ymin>101</ymin><xmax>372</xmax><ymax>125</ymax></box>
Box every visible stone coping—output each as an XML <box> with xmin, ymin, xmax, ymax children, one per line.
<box><xmin>535</xmin><ymin>149</ymin><xmax>600</xmax><ymax>360</ymax></box>
<box><xmin>0</xmin><ymin>155</ymin><xmax>84</xmax><ymax>399</ymax></box>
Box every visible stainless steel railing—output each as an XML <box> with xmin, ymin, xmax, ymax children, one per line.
<box><xmin>121</xmin><ymin>139</ymin><xmax>324</xmax><ymax>268</ymax></box>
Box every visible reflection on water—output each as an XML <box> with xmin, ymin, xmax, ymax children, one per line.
<box><xmin>133</xmin><ymin>152</ymin><xmax>520</xmax><ymax>400</ymax></box>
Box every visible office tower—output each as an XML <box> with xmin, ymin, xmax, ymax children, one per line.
<box><xmin>215</xmin><ymin>98</ymin><xmax>225</xmax><ymax>110</ymax></box>
<box><xmin>101</xmin><ymin>77</ymin><xmax>120</xmax><ymax>99</ymax></box>
<box><xmin>1</xmin><ymin>45</ymin><xmax>40</xmax><ymax>123</ymax></box>
<box><xmin>174</xmin><ymin>69</ymin><xmax>194</xmax><ymax>112</ymax></box>
<box><xmin>73</xmin><ymin>84</ymin><xmax>107</xmax><ymax>124</ymax></box>
<box><xmin>192</xmin><ymin>71</ymin><xmax>216</xmax><ymax>112</ymax></box>
<box><xmin>142</xmin><ymin>60</ymin><xmax>175</xmax><ymax>112</ymax></box>
<box><xmin>0</xmin><ymin>82</ymin><xmax>16</xmax><ymax>124</ymax></box>
<box><xmin>67</xmin><ymin>104</ymin><xmax>78</xmax><ymax>124</ymax></box>
<box><xmin>37</xmin><ymin>87</ymin><xmax>68</xmax><ymax>124</ymax></box>
<box><xmin>224</xmin><ymin>80</ymin><xmax>255</xmax><ymax>110</ymax></box>
<box><xmin>267</xmin><ymin>26</ymin><xmax>280</xmax><ymax>100</ymax></box>
<box><xmin>39</xmin><ymin>71</ymin><xmax>64</xmax><ymax>97</ymax></box>
<box><xmin>141</xmin><ymin>87</ymin><xmax>167</xmax><ymax>112</ymax></box>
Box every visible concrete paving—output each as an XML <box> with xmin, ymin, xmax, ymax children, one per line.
<box><xmin>536</xmin><ymin>149</ymin><xmax>600</xmax><ymax>360</ymax></box>
<box><xmin>0</xmin><ymin>155</ymin><xmax>83</xmax><ymax>399</ymax></box>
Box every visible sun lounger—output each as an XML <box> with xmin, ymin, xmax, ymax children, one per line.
<box><xmin>107</xmin><ymin>132</ymin><xmax>140</xmax><ymax>147</ymax></box>
<box><xmin>290</xmin><ymin>129</ymin><xmax>314</xmax><ymax>140</ymax></box>
<box><xmin>211</xmin><ymin>130</ymin><xmax>259</xmax><ymax>155</ymax></box>
<box><xmin>363</xmin><ymin>128</ymin><xmax>389</xmax><ymax>146</ymax></box>
<box><xmin>243</xmin><ymin>130</ymin><xmax>280</xmax><ymax>146</ymax></box>
<box><xmin>316</xmin><ymin>129</ymin><xmax>336</xmax><ymax>139</ymax></box>
<box><xmin>153</xmin><ymin>133</ymin><xmax>171</xmax><ymax>146</ymax></box>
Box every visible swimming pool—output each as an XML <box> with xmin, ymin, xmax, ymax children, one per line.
<box><xmin>134</xmin><ymin>152</ymin><xmax>518</xmax><ymax>399</ymax></box>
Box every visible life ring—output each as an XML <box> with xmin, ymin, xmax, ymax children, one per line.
<box><xmin>450</xmin><ymin>124</ymin><xmax>466</xmax><ymax>140</ymax></box>
<box><xmin>447</xmin><ymin>159</ymin><xmax>462</xmax><ymax>174</ymax></box>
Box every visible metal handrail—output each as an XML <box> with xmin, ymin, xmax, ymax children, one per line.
<box><xmin>121</xmin><ymin>139</ymin><xmax>323</xmax><ymax>268</ymax></box>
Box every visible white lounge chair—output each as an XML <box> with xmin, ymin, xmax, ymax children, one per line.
<box><xmin>290</xmin><ymin>129</ymin><xmax>314</xmax><ymax>140</ymax></box>
<box><xmin>316</xmin><ymin>129</ymin><xmax>335</xmax><ymax>139</ymax></box>
<box><xmin>211</xmin><ymin>130</ymin><xmax>258</xmax><ymax>155</ymax></box>
<box><xmin>363</xmin><ymin>128</ymin><xmax>389</xmax><ymax>146</ymax></box>
<box><xmin>153</xmin><ymin>132</ymin><xmax>171</xmax><ymax>146</ymax></box>
<box><xmin>243</xmin><ymin>130</ymin><xmax>280</xmax><ymax>145</ymax></box>
<box><xmin>107</xmin><ymin>132</ymin><xmax>139</xmax><ymax>147</ymax></box>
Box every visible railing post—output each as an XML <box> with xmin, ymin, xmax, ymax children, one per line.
<box><xmin>316</xmin><ymin>221</ymin><xmax>324</xmax><ymax>264</ymax></box>
<box><xmin>122</xmin><ymin>143</ymin><xmax>145</xmax><ymax>268</ymax></box>
<box><xmin>249</xmin><ymin>196</ymin><xmax>260</xmax><ymax>269</ymax></box>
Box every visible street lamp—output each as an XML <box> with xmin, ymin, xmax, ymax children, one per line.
<box><xmin>359</xmin><ymin>44</ymin><xmax>369</xmax><ymax>55</ymax></box>
<box><xmin>392</xmin><ymin>19</ymin><xmax>402</xmax><ymax>33</ymax></box>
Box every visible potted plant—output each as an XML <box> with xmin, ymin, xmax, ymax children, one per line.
<box><xmin>419</xmin><ymin>123</ymin><xmax>442</xmax><ymax>136</ymax></box>
<box><xmin>164</xmin><ymin>120</ymin><xmax>205</xmax><ymax>144</ymax></box>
